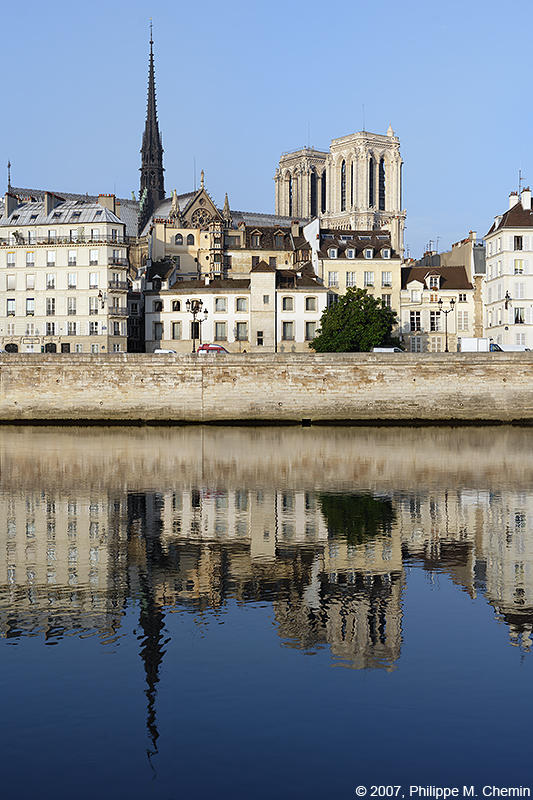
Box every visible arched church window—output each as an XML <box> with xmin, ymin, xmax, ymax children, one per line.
<box><xmin>369</xmin><ymin>158</ymin><xmax>375</xmax><ymax>208</ymax></box>
<box><xmin>321</xmin><ymin>170</ymin><xmax>327</xmax><ymax>213</ymax></box>
<box><xmin>350</xmin><ymin>161</ymin><xmax>354</xmax><ymax>208</ymax></box>
<box><xmin>340</xmin><ymin>161</ymin><xmax>346</xmax><ymax>212</ymax></box>
<box><xmin>288</xmin><ymin>175</ymin><xmax>293</xmax><ymax>217</ymax></box>
<box><xmin>379</xmin><ymin>158</ymin><xmax>386</xmax><ymax>211</ymax></box>
<box><xmin>175</xmin><ymin>234</ymin><xmax>183</xmax><ymax>245</ymax></box>
<box><xmin>310</xmin><ymin>171</ymin><xmax>317</xmax><ymax>217</ymax></box>
<box><xmin>187</xmin><ymin>234</ymin><xmax>194</xmax><ymax>245</ymax></box>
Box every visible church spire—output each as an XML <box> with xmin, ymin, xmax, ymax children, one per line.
<box><xmin>139</xmin><ymin>22</ymin><xmax>165</xmax><ymax>234</ymax></box>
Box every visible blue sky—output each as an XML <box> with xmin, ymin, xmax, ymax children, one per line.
<box><xmin>2</xmin><ymin>0</ymin><xmax>532</xmax><ymax>257</ymax></box>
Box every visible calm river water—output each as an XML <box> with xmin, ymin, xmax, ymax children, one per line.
<box><xmin>1</xmin><ymin>425</ymin><xmax>532</xmax><ymax>798</ymax></box>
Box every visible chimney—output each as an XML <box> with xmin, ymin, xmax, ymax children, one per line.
<box><xmin>44</xmin><ymin>191</ymin><xmax>63</xmax><ymax>216</ymax></box>
<box><xmin>4</xmin><ymin>192</ymin><xmax>18</xmax><ymax>217</ymax></box>
<box><xmin>470</xmin><ymin>230</ymin><xmax>477</xmax><ymax>242</ymax></box>
<box><xmin>509</xmin><ymin>192</ymin><xmax>519</xmax><ymax>209</ymax></box>
<box><xmin>291</xmin><ymin>220</ymin><xmax>300</xmax><ymax>237</ymax></box>
<box><xmin>98</xmin><ymin>193</ymin><xmax>116</xmax><ymax>214</ymax></box>
<box><xmin>521</xmin><ymin>187</ymin><xmax>531</xmax><ymax>211</ymax></box>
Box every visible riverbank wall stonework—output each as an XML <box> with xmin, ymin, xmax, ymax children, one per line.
<box><xmin>1</xmin><ymin>352</ymin><xmax>533</xmax><ymax>423</ymax></box>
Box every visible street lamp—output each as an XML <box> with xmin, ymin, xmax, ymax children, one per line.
<box><xmin>438</xmin><ymin>297</ymin><xmax>455</xmax><ymax>352</ymax></box>
<box><xmin>186</xmin><ymin>298</ymin><xmax>208</xmax><ymax>353</ymax></box>
<box><xmin>504</xmin><ymin>291</ymin><xmax>511</xmax><ymax>310</ymax></box>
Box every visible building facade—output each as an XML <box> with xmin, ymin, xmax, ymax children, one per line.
<box><xmin>275</xmin><ymin>128</ymin><xmax>405</xmax><ymax>255</ymax></box>
<box><xmin>484</xmin><ymin>188</ymin><xmax>533</xmax><ymax>348</ymax></box>
<box><xmin>0</xmin><ymin>192</ymin><xmax>130</xmax><ymax>353</ymax></box>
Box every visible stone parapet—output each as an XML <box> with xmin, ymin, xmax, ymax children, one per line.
<box><xmin>1</xmin><ymin>352</ymin><xmax>533</xmax><ymax>423</ymax></box>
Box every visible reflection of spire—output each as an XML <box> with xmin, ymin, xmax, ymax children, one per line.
<box><xmin>138</xmin><ymin>567</ymin><xmax>165</xmax><ymax>764</ymax></box>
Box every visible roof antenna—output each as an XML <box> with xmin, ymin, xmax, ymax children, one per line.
<box><xmin>519</xmin><ymin>169</ymin><xmax>523</xmax><ymax>194</ymax></box>
<box><xmin>7</xmin><ymin>160</ymin><xmax>11</xmax><ymax>192</ymax></box>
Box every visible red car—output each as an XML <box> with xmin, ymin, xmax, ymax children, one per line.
<box><xmin>196</xmin><ymin>343</ymin><xmax>229</xmax><ymax>354</ymax></box>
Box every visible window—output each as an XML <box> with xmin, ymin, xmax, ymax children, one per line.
<box><xmin>364</xmin><ymin>271</ymin><xmax>374</xmax><ymax>287</ymax></box>
<box><xmin>26</xmin><ymin>322</ymin><xmax>34</xmax><ymax>335</ymax></box>
<box><xmin>458</xmin><ymin>293</ymin><xmax>467</xmax><ymax>302</ymax></box>
<box><xmin>68</xmin><ymin>273</ymin><xmax>77</xmax><ymax>289</ymax></box>
<box><xmin>381</xmin><ymin>271</ymin><xmax>392</xmax><ymax>287</ymax></box>
<box><xmin>6</xmin><ymin>274</ymin><xmax>15</xmax><ymax>290</ymax></box>
<box><xmin>46</xmin><ymin>298</ymin><xmax>55</xmax><ymax>316</ymax></box>
<box><xmin>410</xmin><ymin>289</ymin><xmax>421</xmax><ymax>303</ymax></box>
<box><xmin>89</xmin><ymin>272</ymin><xmax>98</xmax><ymax>289</ymax></box>
<box><xmin>516</xmin><ymin>332</ymin><xmax>527</xmax><ymax>346</ymax></box>
<box><xmin>428</xmin><ymin>275</ymin><xmax>439</xmax><ymax>289</ymax></box>
<box><xmin>430</xmin><ymin>336</ymin><xmax>442</xmax><ymax>352</ymax></box>
<box><xmin>430</xmin><ymin>311</ymin><xmax>441</xmax><ymax>332</ymax></box>
<box><xmin>378</xmin><ymin>157</ymin><xmax>386</xmax><ymax>211</ymax></box>
<box><xmin>26</xmin><ymin>251</ymin><xmax>34</xmax><ymax>267</ymax></box>
<box><xmin>89</xmin><ymin>249</ymin><xmax>98</xmax><ymax>266</ymax></box>
<box><xmin>113</xmin><ymin>321</ymin><xmax>120</xmax><ymax>336</ymax></box>
<box><xmin>89</xmin><ymin>297</ymin><xmax>99</xmax><ymax>315</ymax></box>
<box><xmin>410</xmin><ymin>336</ymin><xmax>422</xmax><ymax>352</ymax></box>
<box><xmin>47</xmin><ymin>251</ymin><xmax>56</xmax><ymax>266</ymax></box>
<box><xmin>26</xmin><ymin>274</ymin><xmax>35</xmax><ymax>290</ymax></box>
<box><xmin>75</xmin><ymin>343</ymin><xmax>82</xmax><ymax>352</ymax></box>
<box><xmin>26</xmin><ymin>298</ymin><xmax>34</xmax><ymax>316</ymax></box>
<box><xmin>46</xmin><ymin>273</ymin><xmax>56</xmax><ymax>289</ymax></box>
<box><xmin>88</xmin><ymin>321</ymin><xmax>98</xmax><ymax>336</ymax></box>
<box><xmin>516</xmin><ymin>282</ymin><xmax>525</xmax><ymax>299</ymax></box>
<box><xmin>153</xmin><ymin>300</ymin><xmax>163</xmax><ymax>312</ymax></box>
<box><xmin>251</xmin><ymin>256</ymin><xmax>260</xmax><ymax>267</ymax></box>
<box><xmin>48</xmin><ymin>230</ymin><xmax>56</xmax><ymax>241</ymax></box>
<box><xmin>515</xmin><ymin>307</ymin><xmax>525</xmax><ymax>324</ymax></box>
<box><xmin>7</xmin><ymin>252</ymin><xmax>15</xmax><ymax>267</ymax></box>
<box><xmin>382</xmin><ymin>294</ymin><xmax>392</xmax><ymax>307</ymax></box>
<box><xmin>410</xmin><ymin>311</ymin><xmax>421</xmax><ymax>331</ymax></box>
<box><xmin>112</xmin><ymin>343</ymin><xmax>121</xmax><ymax>352</ymax></box>
<box><xmin>215</xmin><ymin>322</ymin><xmax>227</xmax><ymax>341</ymax></box>
<box><xmin>236</xmin><ymin>297</ymin><xmax>248</xmax><ymax>312</ymax></box>
<box><xmin>257</xmin><ymin>330</ymin><xmax>264</xmax><ymax>346</ymax></box>
<box><xmin>90</xmin><ymin>343</ymin><xmax>99</xmax><ymax>353</ymax></box>
<box><xmin>282</xmin><ymin>321</ymin><xmax>294</xmax><ymax>340</ymax></box>
<box><xmin>67</xmin><ymin>297</ymin><xmax>76</xmax><ymax>316</ymax></box>
<box><xmin>46</xmin><ymin>322</ymin><xmax>55</xmax><ymax>335</ymax></box>
<box><xmin>236</xmin><ymin>322</ymin><xmax>248</xmax><ymax>341</ymax></box>
<box><xmin>90</xmin><ymin>229</ymin><xmax>99</xmax><ymax>241</ymax></box>
<box><xmin>68</xmin><ymin>322</ymin><xmax>77</xmax><ymax>335</ymax></box>
<box><xmin>328</xmin><ymin>271</ymin><xmax>339</xmax><ymax>287</ymax></box>
<box><xmin>305</xmin><ymin>321</ymin><xmax>316</xmax><ymax>340</ymax></box>
<box><xmin>346</xmin><ymin>272</ymin><xmax>356</xmax><ymax>287</ymax></box>
<box><xmin>514</xmin><ymin>259</ymin><xmax>523</xmax><ymax>274</ymax></box>
<box><xmin>382</xmin><ymin>248</ymin><xmax>391</xmax><ymax>259</ymax></box>
<box><xmin>282</xmin><ymin>296</ymin><xmax>294</xmax><ymax>311</ymax></box>
<box><xmin>251</xmin><ymin>234</ymin><xmax>261</xmax><ymax>247</ymax></box>
<box><xmin>346</xmin><ymin>248</ymin><xmax>355</xmax><ymax>259</ymax></box>
<box><xmin>186</xmin><ymin>234</ymin><xmax>194</xmax><ymax>245</ymax></box>
<box><xmin>274</xmin><ymin>234</ymin><xmax>283</xmax><ymax>248</ymax></box>
<box><xmin>269</xmin><ymin>256</ymin><xmax>277</xmax><ymax>268</ymax></box>
<box><xmin>457</xmin><ymin>310</ymin><xmax>469</xmax><ymax>331</ymax></box>
<box><xmin>215</xmin><ymin>297</ymin><xmax>226</xmax><ymax>312</ymax></box>
<box><xmin>328</xmin><ymin>248</ymin><xmax>338</xmax><ymax>258</ymax></box>
<box><xmin>263</xmin><ymin>294</ymin><xmax>270</xmax><ymax>305</ymax></box>
<box><xmin>7</xmin><ymin>322</ymin><xmax>14</xmax><ymax>334</ymax></box>
<box><xmin>514</xmin><ymin>236</ymin><xmax>523</xmax><ymax>251</ymax></box>
<box><xmin>340</xmin><ymin>160</ymin><xmax>346</xmax><ymax>211</ymax></box>
<box><xmin>172</xmin><ymin>322</ymin><xmax>181</xmax><ymax>340</ymax></box>
<box><xmin>305</xmin><ymin>296</ymin><xmax>317</xmax><ymax>311</ymax></box>
<box><xmin>364</xmin><ymin>248</ymin><xmax>373</xmax><ymax>259</ymax></box>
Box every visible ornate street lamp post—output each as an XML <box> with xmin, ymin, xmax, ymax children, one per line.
<box><xmin>186</xmin><ymin>298</ymin><xmax>208</xmax><ymax>353</ymax></box>
<box><xmin>438</xmin><ymin>297</ymin><xmax>456</xmax><ymax>353</ymax></box>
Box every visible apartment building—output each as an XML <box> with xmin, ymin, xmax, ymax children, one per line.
<box><xmin>0</xmin><ymin>191</ymin><xmax>130</xmax><ymax>353</ymax></box>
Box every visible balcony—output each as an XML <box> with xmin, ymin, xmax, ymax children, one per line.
<box><xmin>108</xmin><ymin>307</ymin><xmax>128</xmax><ymax>316</ymax></box>
<box><xmin>89</xmin><ymin>308</ymin><xmax>99</xmax><ymax>316</ymax></box>
<box><xmin>108</xmin><ymin>280</ymin><xmax>129</xmax><ymax>290</ymax></box>
<box><xmin>109</xmin><ymin>258</ymin><xmax>128</xmax><ymax>267</ymax></box>
<box><xmin>0</xmin><ymin>234</ymin><xmax>131</xmax><ymax>247</ymax></box>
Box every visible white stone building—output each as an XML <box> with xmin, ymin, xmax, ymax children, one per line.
<box><xmin>275</xmin><ymin>128</ymin><xmax>405</xmax><ymax>255</ymax></box>
<box><xmin>0</xmin><ymin>191</ymin><xmax>130</xmax><ymax>353</ymax></box>
<box><xmin>484</xmin><ymin>188</ymin><xmax>533</xmax><ymax>348</ymax></box>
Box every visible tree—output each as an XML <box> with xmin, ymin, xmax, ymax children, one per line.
<box><xmin>310</xmin><ymin>288</ymin><xmax>397</xmax><ymax>352</ymax></box>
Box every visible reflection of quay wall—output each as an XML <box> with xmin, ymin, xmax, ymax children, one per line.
<box><xmin>3</xmin><ymin>353</ymin><xmax>533</xmax><ymax>422</ymax></box>
<box><xmin>4</xmin><ymin>426</ymin><xmax>533</xmax><ymax>494</ymax></box>
<box><xmin>0</xmin><ymin>489</ymin><xmax>128</xmax><ymax>636</ymax></box>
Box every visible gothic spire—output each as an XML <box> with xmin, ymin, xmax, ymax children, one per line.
<box><xmin>139</xmin><ymin>22</ymin><xmax>165</xmax><ymax>234</ymax></box>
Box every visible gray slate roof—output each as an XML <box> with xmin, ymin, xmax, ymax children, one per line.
<box><xmin>0</xmin><ymin>198</ymin><xmax>123</xmax><ymax>227</ymax></box>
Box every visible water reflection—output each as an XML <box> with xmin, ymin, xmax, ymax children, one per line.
<box><xmin>2</xmin><ymin>426</ymin><xmax>533</xmax><ymax>759</ymax></box>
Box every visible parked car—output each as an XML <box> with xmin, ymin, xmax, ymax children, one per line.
<box><xmin>197</xmin><ymin>344</ymin><xmax>229</xmax><ymax>354</ymax></box>
<box><xmin>372</xmin><ymin>347</ymin><xmax>403</xmax><ymax>353</ymax></box>
<box><xmin>153</xmin><ymin>348</ymin><xmax>177</xmax><ymax>354</ymax></box>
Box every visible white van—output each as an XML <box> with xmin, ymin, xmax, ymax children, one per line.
<box><xmin>153</xmin><ymin>349</ymin><xmax>177</xmax><ymax>354</ymax></box>
<box><xmin>372</xmin><ymin>347</ymin><xmax>403</xmax><ymax>353</ymax></box>
<box><xmin>495</xmin><ymin>344</ymin><xmax>530</xmax><ymax>352</ymax></box>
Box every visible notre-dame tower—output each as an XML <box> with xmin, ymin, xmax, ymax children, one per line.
<box><xmin>139</xmin><ymin>25</ymin><xmax>165</xmax><ymax>234</ymax></box>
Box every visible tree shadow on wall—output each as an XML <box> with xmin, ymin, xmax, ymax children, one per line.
<box><xmin>318</xmin><ymin>493</ymin><xmax>395</xmax><ymax>545</ymax></box>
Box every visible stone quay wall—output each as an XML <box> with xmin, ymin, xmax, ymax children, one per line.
<box><xmin>1</xmin><ymin>352</ymin><xmax>533</xmax><ymax>424</ymax></box>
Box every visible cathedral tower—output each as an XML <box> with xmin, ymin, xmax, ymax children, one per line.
<box><xmin>139</xmin><ymin>24</ymin><xmax>165</xmax><ymax>234</ymax></box>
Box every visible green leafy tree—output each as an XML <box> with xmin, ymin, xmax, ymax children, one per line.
<box><xmin>318</xmin><ymin>492</ymin><xmax>395</xmax><ymax>545</ymax></box>
<box><xmin>310</xmin><ymin>288</ymin><xmax>397</xmax><ymax>352</ymax></box>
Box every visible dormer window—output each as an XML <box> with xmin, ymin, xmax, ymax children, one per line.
<box><xmin>382</xmin><ymin>248</ymin><xmax>390</xmax><ymax>259</ymax></box>
<box><xmin>364</xmin><ymin>248</ymin><xmax>373</xmax><ymax>259</ymax></box>
<box><xmin>328</xmin><ymin>248</ymin><xmax>338</xmax><ymax>258</ymax></box>
<box><xmin>428</xmin><ymin>275</ymin><xmax>440</xmax><ymax>289</ymax></box>
<box><xmin>251</xmin><ymin>234</ymin><xmax>261</xmax><ymax>247</ymax></box>
<box><xmin>274</xmin><ymin>233</ymin><xmax>284</xmax><ymax>248</ymax></box>
<box><xmin>346</xmin><ymin>249</ymin><xmax>355</xmax><ymax>259</ymax></box>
